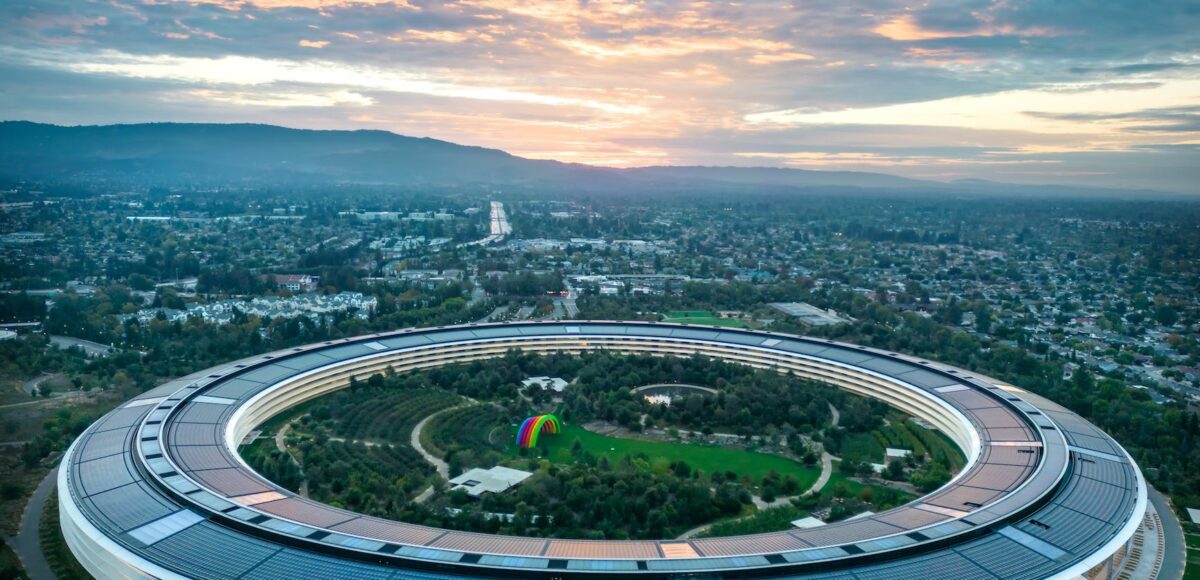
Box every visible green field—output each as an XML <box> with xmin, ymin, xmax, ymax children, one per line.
<box><xmin>514</xmin><ymin>423</ymin><xmax>819</xmax><ymax>487</ymax></box>
<box><xmin>662</xmin><ymin>311</ymin><xmax>752</xmax><ymax>328</ymax></box>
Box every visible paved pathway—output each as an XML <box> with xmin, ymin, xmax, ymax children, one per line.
<box><xmin>409</xmin><ymin>402</ymin><xmax>479</xmax><ymax>503</ymax></box>
<box><xmin>1150</xmin><ymin>486</ymin><xmax>1187</xmax><ymax>580</ymax></box>
<box><xmin>274</xmin><ymin>418</ymin><xmax>308</xmax><ymax>497</ymax></box>
<box><xmin>49</xmin><ymin>335</ymin><xmax>113</xmax><ymax>357</ymax></box>
<box><xmin>21</xmin><ymin>374</ymin><xmax>58</xmax><ymax>396</ymax></box>
<box><xmin>4</xmin><ymin>467</ymin><xmax>57</xmax><ymax>580</ymax></box>
<box><xmin>805</xmin><ymin>452</ymin><xmax>835</xmax><ymax>497</ymax></box>
<box><xmin>828</xmin><ymin>402</ymin><xmax>840</xmax><ymax>427</ymax></box>
<box><xmin>411</xmin><ymin>403</ymin><xmax>477</xmax><ymax>480</ymax></box>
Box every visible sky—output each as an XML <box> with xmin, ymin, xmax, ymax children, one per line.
<box><xmin>1</xmin><ymin>0</ymin><xmax>1198</xmax><ymax>192</ymax></box>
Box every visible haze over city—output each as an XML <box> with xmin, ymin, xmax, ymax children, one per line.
<box><xmin>2</xmin><ymin>0</ymin><xmax>1198</xmax><ymax>192</ymax></box>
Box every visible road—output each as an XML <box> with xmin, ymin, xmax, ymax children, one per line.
<box><xmin>467</xmin><ymin>282</ymin><xmax>486</xmax><ymax>307</ymax></box>
<box><xmin>549</xmin><ymin>300</ymin><xmax>566</xmax><ymax>320</ymax></box>
<box><xmin>4</xmin><ymin>467</ymin><xmax>57</xmax><ymax>580</ymax></box>
<box><xmin>1150</xmin><ymin>486</ymin><xmax>1187</xmax><ymax>580</ymax></box>
<box><xmin>49</xmin><ymin>335</ymin><xmax>113</xmax><ymax>357</ymax></box>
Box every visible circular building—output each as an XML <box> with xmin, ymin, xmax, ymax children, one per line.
<box><xmin>60</xmin><ymin>322</ymin><xmax>1148</xmax><ymax>578</ymax></box>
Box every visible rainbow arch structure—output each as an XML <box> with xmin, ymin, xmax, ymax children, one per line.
<box><xmin>516</xmin><ymin>414</ymin><xmax>560</xmax><ymax>448</ymax></box>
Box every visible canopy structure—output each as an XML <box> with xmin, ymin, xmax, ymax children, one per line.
<box><xmin>516</xmin><ymin>414</ymin><xmax>560</xmax><ymax>448</ymax></box>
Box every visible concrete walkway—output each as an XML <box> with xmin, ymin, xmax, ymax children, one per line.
<box><xmin>4</xmin><ymin>467</ymin><xmax>57</xmax><ymax>580</ymax></box>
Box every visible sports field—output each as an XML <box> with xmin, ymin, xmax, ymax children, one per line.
<box><xmin>661</xmin><ymin>310</ymin><xmax>752</xmax><ymax>328</ymax></box>
<box><xmin>515</xmin><ymin>423</ymin><xmax>819</xmax><ymax>487</ymax></box>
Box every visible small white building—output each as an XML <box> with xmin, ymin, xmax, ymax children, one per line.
<box><xmin>1186</xmin><ymin>507</ymin><xmax>1200</xmax><ymax>525</ymax></box>
<box><xmin>522</xmin><ymin>376</ymin><xmax>568</xmax><ymax>393</ymax></box>
<box><xmin>449</xmin><ymin>466</ymin><xmax>533</xmax><ymax>497</ymax></box>
<box><xmin>885</xmin><ymin>448</ymin><xmax>912</xmax><ymax>460</ymax></box>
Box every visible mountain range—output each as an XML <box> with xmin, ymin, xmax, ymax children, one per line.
<box><xmin>0</xmin><ymin>121</ymin><xmax>1175</xmax><ymax>198</ymax></box>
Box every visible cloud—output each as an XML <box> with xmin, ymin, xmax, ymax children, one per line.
<box><xmin>1023</xmin><ymin>105</ymin><xmax>1200</xmax><ymax>133</ymax></box>
<box><xmin>5</xmin><ymin>47</ymin><xmax>647</xmax><ymax>114</ymax></box>
<box><xmin>397</xmin><ymin>29</ymin><xmax>474</xmax><ymax>44</ymax></box>
<box><xmin>747</xmin><ymin>52</ymin><xmax>815</xmax><ymax>65</ymax></box>
<box><xmin>746</xmin><ymin>80</ymin><xmax>1200</xmax><ymax>136</ymax></box>
<box><xmin>185</xmin><ymin>87</ymin><xmax>373</xmax><ymax>106</ymax></box>
<box><xmin>177</xmin><ymin>0</ymin><xmax>418</xmax><ymax>10</ymax></box>
<box><xmin>873</xmin><ymin>14</ymin><xmax>1059</xmax><ymax>41</ymax></box>
<box><xmin>1</xmin><ymin>0</ymin><xmax>1198</xmax><ymax>191</ymax></box>
<box><xmin>1069</xmin><ymin>62</ymin><xmax>1194</xmax><ymax>75</ymax></box>
<box><xmin>558</xmin><ymin>36</ymin><xmax>799</xmax><ymax>60</ymax></box>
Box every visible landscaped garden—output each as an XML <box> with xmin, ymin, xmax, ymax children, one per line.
<box><xmin>238</xmin><ymin>350</ymin><xmax>964</xmax><ymax>541</ymax></box>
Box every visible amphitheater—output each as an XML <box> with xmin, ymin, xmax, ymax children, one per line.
<box><xmin>60</xmin><ymin>321</ymin><xmax>1153</xmax><ymax>578</ymax></box>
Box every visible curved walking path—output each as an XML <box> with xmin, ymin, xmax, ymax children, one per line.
<box><xmin>805</xmin><ymin>452</ymin><xmax>835</xmax><ymax>497</ymax></box>
<box><xmin>3</xmin><ymin>466</ymin><xmax>57</xmax><ymax>580</ymax></box>
<box><xmin>409</xmin><ymin>401</ymin><xmax>479</xmax><ymax>502</ymax></box>
<box><xmin>412</xmin><ymin>404</ymin><xmax>470</xmax><ymax>480</ymax></box>
<box><xmin>274</xmin><ymin>418</ymin><xmax>308</xmax><ymax>497</ymax></box>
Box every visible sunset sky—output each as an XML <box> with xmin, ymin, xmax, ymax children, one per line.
<box><xmin>2</xmin><ymin>1</ymin><xmax>1197</xmax><ymax>192</ymax></box>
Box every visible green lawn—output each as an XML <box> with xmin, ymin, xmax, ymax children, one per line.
<box><xmin>663</xmin><ymin>317</ymin><xmax>752</xmax><ymax>328</ymax></box>
<box><xmin>512</xmin><ymin>424</ymin><xmax>819</xmax><ymax>488</ymax></box>
<box><xmin>1187</xmin><ymin>533</ymin><xmax>1200</xmax><ymax>549</ymax></box>
<box><xmin>662</xmin><ymin>311</ymin><xmax>752</xmax><ymax>328</ymax></box>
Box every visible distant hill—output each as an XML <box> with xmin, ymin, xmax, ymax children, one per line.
<box><xmin>0</xmin><ymin>121</ymin><xmax>1178</xmax><ymax>198</ymax></box>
